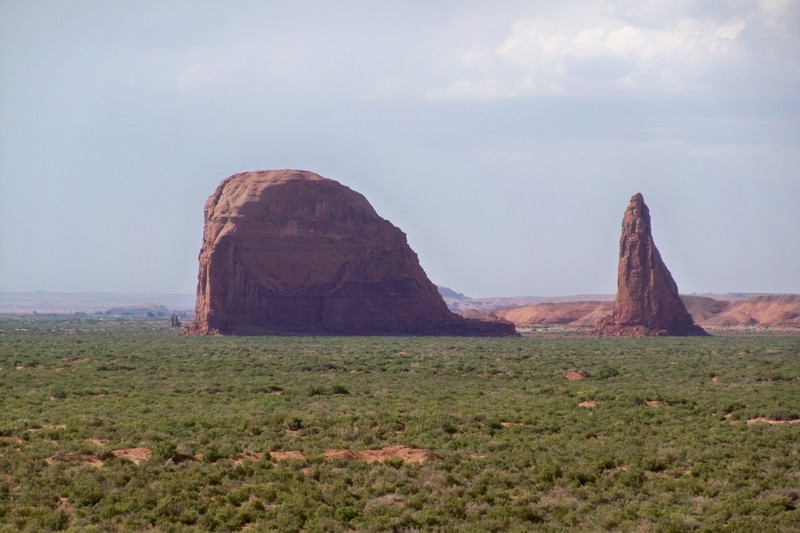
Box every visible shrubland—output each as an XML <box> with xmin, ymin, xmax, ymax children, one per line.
<box><xmin>1</xmin><ymin>316</ymin><xmax>798</xmax><ymax>531</ymax></box>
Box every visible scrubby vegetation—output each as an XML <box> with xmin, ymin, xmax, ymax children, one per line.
<box><xmin>1</xmin><ymin>317</ymin><xmax>799</xmax><ymax>531</ymax></box>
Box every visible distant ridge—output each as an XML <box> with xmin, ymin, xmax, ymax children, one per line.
<box><xmin>437</xmin><ymin>287</ymin><xmax>790</xmax><ymax>313</ymax></box>
<box><xmin>0</xmin><ymin>292</ymin><xmax>195</xmax><ymax>314</ymax></box>
<box><xmin>3</xmin><ymin>290</ymin><xmax>797</xmax><ymax>329</ymax></box>
<box><xmin>437</xmin><ymin>286</ymin><xmax>467</xmax><ymax>300</ymax></box>
<box><xmin>437</xmin><ymin>288</ymin><xmax>615</xmax><ymax>312</ymax></box>
<box><xmin>447</xmin><ymin>294</ymin><xmax>800</xmax><ymax>329</ymax></box>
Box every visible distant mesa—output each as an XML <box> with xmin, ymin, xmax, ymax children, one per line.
<box><xmin>684</xmin><ymin>294</ymin><xmax>800</xmax><ymax>328</ymax></box>
<box><xmin>595</xmin><ymin>193</ymin><xmax>708</xmax><ymax>337</ymax></box>
<box><xmin>437</xmin><ymin>286</ymin><xmax>467</xmax><ymax>301</ymax></box>
<box><xmin>187</xmin><ymin>170</ymin><xmax>516</xmax><ymax>336</ymax></box>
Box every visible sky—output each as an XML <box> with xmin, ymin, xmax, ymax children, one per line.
<box><xmin>1</xmin><ymin>0</ymin><xmax>798</xmax><ymax>298</ymax></box>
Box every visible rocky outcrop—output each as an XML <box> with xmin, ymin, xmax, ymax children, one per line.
<box><xmin>494</xmin><ymin>302</ymin><xmax>609</xmax><ymax>326</ymax></box>
<box><xmin>187</xmin><ymin>170</ymin><xmax>516</xmax><ymax>336</ymax></box>
<box><xmin>595</xmin><ymin>193</ymin><xmax>707</xmax><ymax>336</ymax></box>
<box><xmin>472</xmin><ymin>295</ymin><xmax>799</xmax><ymax>329</ymax></box>
<box><xmin>697</xmin><ymin>294</ymin><xmax>800</xmax><ymax>328</ymax></box>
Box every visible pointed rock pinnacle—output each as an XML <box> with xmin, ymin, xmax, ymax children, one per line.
<box><xmin>595</xmin><ymin>193</ymin><xmax>707</xmax><ymax>336</ymax></box>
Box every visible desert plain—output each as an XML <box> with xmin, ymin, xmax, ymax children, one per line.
<box><xmin>1</xmin><ymin>313</ymin><xmax>798</xmax><ymax>531</ymax></box>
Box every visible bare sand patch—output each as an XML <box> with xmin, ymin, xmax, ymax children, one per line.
<box><xmin>746</xmin><ymin>417</ymin><xmax>800</xmax><ymax>425</ymax></box>
<box><xmin>646</xmin><ymin>401</ymin><xmax>670</xmax><ymax>408</ymax></box>
<box><xmin>565</xmin><ymin>370</ymin><xmax>589</xmax><ymax>381</ymax></box>
<box><xmin>28</xmin><ymin>424</ymin><xmax>66</xmax><ymax>432</ymax></box>
<box><xmin>324</xmin><ymin>446</ymin><xmax>436</xmax><ymax>464</ymax></box>
<box><xmin>579</xmin><ymin>401</ymin><xmax>597</xmax><ymax>408</ymax></box>
<box><xmin>111</xmin><ymin>447</ymin><xmax>151</xmax><ymax>465</ymax></box>
<box><xmin>269</xmin><ymin>450</ymin><xmax>307</xmax><ymax>461</ymax></box>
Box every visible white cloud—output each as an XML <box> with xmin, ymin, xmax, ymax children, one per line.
<box><xmin>757</xmin><ymin>0</ymin><xmax>793</xmax><ymax>22</ymax></box>
<box><xmin>431</xmin><ymin>4</ymin><xmax>753</xmax><ymax>99</ymax></box>
<box><xmin>602</xmin><ymin>0</ymin><xmax>701</xmax><ymax>24</ymax></box>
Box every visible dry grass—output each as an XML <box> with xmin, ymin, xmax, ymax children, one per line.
<box><xmin>565</xmin><ymin>370</ymin><xmax>590</xmax><ymax>381</ymax></box>
<box><xmin>324</xmin><ymin>446</ymin><xmax>436</xmax><ymax>464</ymax></box>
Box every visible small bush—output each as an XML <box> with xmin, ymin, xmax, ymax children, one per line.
<box><xmin>330</xmin><ymin>385</ymin><xmax>350</xmax><ymax>395</ymax></box>
<box><xmin>152</xmin><ymin>441</ymin><xmax>178</xmax><ymax>462</ymax></box>
<box><xmin>597</xmin><ymin>365</ymin><xmax>621</xmax><ymax>379</ymax></box>
<box><xmin>204</xmin><ymin>445</ymin><xmax>222</xmax><ymax>463</ymax></box>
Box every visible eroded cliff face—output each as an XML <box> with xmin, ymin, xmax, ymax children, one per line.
<box><xmin>595</xmin><ymin>193</ymin><xmax>707</xmax><ymax>337</ymax></box>
<box><xmin>188</xmin><ymin>170</ymin><xmax>516</xmax><ymax>336</ymax></box>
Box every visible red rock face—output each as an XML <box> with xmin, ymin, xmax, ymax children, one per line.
<box><xmin>188</xmin><ymin>170</ymin><xmax>516</xmax><ymax>336</ymax></box>
<box><xmin>595</xmin><ymin>193</ymin><xmax>707</xmax><ymax>337</ymax></box>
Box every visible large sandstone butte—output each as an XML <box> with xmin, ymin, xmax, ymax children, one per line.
<box><xmin>595</xmin><ymin>193</ymin><xmax>707</xmax><ymax>337</ymax></box>
<box><xmin>187</xmin><ymin>170</ymin><xmax>516</xmax><ymax>336</ymax></box>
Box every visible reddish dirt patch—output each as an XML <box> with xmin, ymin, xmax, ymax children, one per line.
<box><xmin>565</xmin><ymin>370</ymin><xmax>589</xmax><ymax>381</ymax></box>
<box><xmin>579</xmin><ymin>401</ymin><xmax>597</xmax><ymax>408</ymax></box>
<box><xmin>324</xmin><ymin>446</ymin><xmax>436</xmax><ymax>464</ymax></box>
<box><xmin>746</xmin><ymin>418</ymin><xmax>800</xmax><ymax>425</ymax></box>
<box><xmin>645</xmin><ymin>401</ymin><xmax>670</xmax><ymax>408</ymax></box>
<box><xmin>231</xmin><ymin>452</ymin><xmax>265</xmax><ymax>465</ymax></box>
<box><xmin>324</xmin><ymin>449</ymin><xmax>359</xmax><ymax>461</ymax></box>
<box><xmin>111</xmin><ymin>447</ymin><xmax>151</xmax><ymax>465</ymax></box>
<box><xmin>269</xmin><ymin>450</ymin><xmax>307</xmax><ymax>461</ymax></box>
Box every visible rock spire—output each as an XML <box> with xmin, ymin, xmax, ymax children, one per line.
<box><xmin>595</xmin><ymin>193</ymin><xmax>707</xmax><ymax>336</ymax></box>
<box><xmin>187</xmin><ymin>170</ymin><xmax>516</xmax><ymax>336</ymax></box>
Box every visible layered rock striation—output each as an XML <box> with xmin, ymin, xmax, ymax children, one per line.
<box><xmin>595</xmin><ymin>193</ymin><xmax>707</xmax><ymax>336</ymax></box>
<box><xmin>187</xmin><ymin>170</ymin><xmax>516</xmax><ymax>336</ymax></box>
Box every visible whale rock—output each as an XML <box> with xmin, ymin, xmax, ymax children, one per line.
<box><xmin>188</xmin><ymin>170</ymin><xmax>516</xmax><ymax>336</ymax></box>
<box><xmin>595</xmin><ymin>193</ymin><xmax>707</xmax><ymax>337</ymax></box>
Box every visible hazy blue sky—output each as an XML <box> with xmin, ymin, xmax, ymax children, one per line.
<box><xmin>1</xmin><ymin>0</ymin><xmax>798</xmax><ymax>297</ymax></box>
